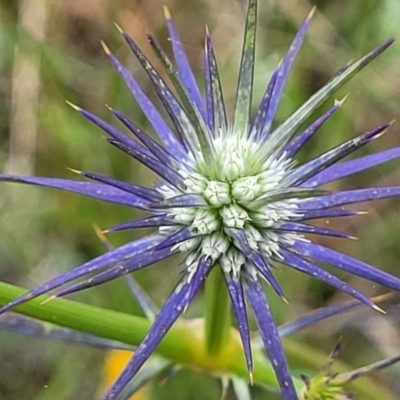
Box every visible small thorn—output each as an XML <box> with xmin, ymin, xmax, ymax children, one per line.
<box><xmin>390</xmin><ymin>119</ymin><xmax>396</xmax><ymax>126</ymax></box>
<box><xmin>93</xmin><ymin>224</ymin><xmax>108</xmax><ymax>243</ymax></box>
<box><xmin>336</xmin><ymin>93</ymin><xmax>350</xmax><ymax>106</ymax></box>
<box><xmin>114</xmin><ymin>22</ymin><xmax>124</xmax><ymax>34</ymax></box>
<box><xmin>308</xmin><ymin>5</ymin><xmax>317</xmax><ymax>20</ymax></box>
<box><xmin>348</xmin><ymin>235</ymin><xmax>358</xmax><ymax>240</ymax></box>
<box><xmin>282</xmin><ymin>296</ymin><xmax>290</xmax><ymax>305</ymax></box>
<box><xmin>163</xmin><ymin>5</ymin><xmax>171</xmax><ymax>20</ymax></box>
<box><xmin>66</xmin><ymin>167</ymin><xmax>82</xmax><ymax>175</ymax></box>
<box><xmin>100</xmin><ymin>40</ymin><xmax>111</xmax><ymax>55</ymax></box>
<box><xmin>356</xmin><ymin>211</ymin><xmax>369</xmax><ymax>215</ymax></box>
<box><xmin>105</xmin><ymin>103</ymin><xmax>113</xmax><ymax>111</ymax></box>
<box><xmin>93</xmin><ymin>224</ymin><xmax>113</xmax><ymax>251</ymax></box>
<box><xmin>40</xmin><ymin>295</ymin><xmax>56</xmax><ymax>305</ymax></box>
<box><xmin>372</xmin><ymin>303</ymin><xmax>387</xmax><ymax>314</ymax></box>
<box><xmin>205</xmin><ymin>24</ymin><xmax>210</xmax><ymax>35</ymax></box>
<box><xmin>249</xmin><ymin>371</ymin><xmax>254</xmax><ymax>386</ymax></box>
<box><xmin>65</xmin><ymin>100</ymin><xmax>81</xmax><ymax>111</ymax></box>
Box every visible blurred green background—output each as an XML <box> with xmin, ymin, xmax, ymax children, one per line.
<box><xmin>1</xmin><ymin>0</ymin><xmax>400</xmax><ymax>399</ymax></box>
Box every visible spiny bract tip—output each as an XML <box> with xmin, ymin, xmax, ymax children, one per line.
<box><xmin>372</xmin><ymin>304</ymin><xmax>387</xmax><ymax>314</ymax></box>
<box><xmin>163</xmin><ymin>5</ymin><xmax>171</xmax><ymax>20</ymax></box>
<box><xmin>100</xmin><ymin>40</ymin><xmax>111</xmax><ymax>55</ymax></box>
<box><xmin>114</xmin><ymin>22</ymin><xmax>124</xmax><ymax>34</ymax></box>
<box><xmin>66</xmin><ymin>167</ymin><xmax>82</xmax><ymax>175</ymax></box>
<box><xmin>308</xmin><ymin>6</ymin><xmax>317</xmax><ymax>19</ymax></box>
<box><xmin>65</xmin><ymin>100</ymin><xmax>81</xmax><ymax>111</ymax></box>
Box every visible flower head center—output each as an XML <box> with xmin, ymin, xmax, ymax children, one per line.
<box><xmin>160</xmin><ymin>134</ymin><xmax>302</xmax><ymax>269</ymax></box>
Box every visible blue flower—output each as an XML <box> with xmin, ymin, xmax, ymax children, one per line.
<box><xmin>0</xmin><ymin>1</ymin><xmax>399</xmax><ymax>399</ymax></box>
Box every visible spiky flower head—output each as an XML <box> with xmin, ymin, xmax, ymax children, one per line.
<box><xmin>1</xmin><ymin>0</ymin><xmax>400</xmax><ymax>399</ymax></box>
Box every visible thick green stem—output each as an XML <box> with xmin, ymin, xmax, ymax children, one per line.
<box><xmin>0</xmin><ymin>281</ymin><xmax>284</xmax><ymax>388</ymax></box>
<box><xmin>204</xmin><ymin>265</ymin><xmax>231</xmax><ymax>356</ymax></box>
<box><xmin>0</xmin><ymin>281</ymin><xmax>397</xmax><ymax>400</ymax></box>
<box><xmin>0</xmin><ymin>281</ymin><xmax>194</xmax><ymax>362</ymax></box>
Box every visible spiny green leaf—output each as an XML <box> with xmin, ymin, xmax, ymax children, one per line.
<box><xmin>233</xmin><ymin>0</ymin><xmax>257</xmax><ymax>136</ymax></box>
<box><xmin>262</xmin><ymin>38</ymin><xmax>395</xmax><ymax>160</ymax></box>
<box><xmin>205</xmin><ymin>28</ymin><xmax>228</xmax><ymax>135</ymax></box>
<box><xmin>147</xmin><ymin>34</ymin><xmax>213</xmax><ymax>162</ymax></box>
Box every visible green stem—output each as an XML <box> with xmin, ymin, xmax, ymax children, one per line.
<box><xmin>0</xmin><ymin>281</ymin><xmax>284</xmax><ymax>388</ymax></box>
<box><xmin>204</xmin><ymin>265</ymin><xmax>231</xmax><ymax>356</ymax></box>
<box><xmin>0</xmin><ymin>281</ymin><xmax>194</xmax><ymax>362</ymax></box>
<box><xmin>0</xmin><ymin>281</ymin><xmax>396</xmax><ymax>400</ymax></box>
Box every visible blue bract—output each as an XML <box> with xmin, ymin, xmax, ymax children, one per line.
<box><xmin>0</xmin><ymin>0</ymin><xmax>399</xmax><ymax>399</ymax></box>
